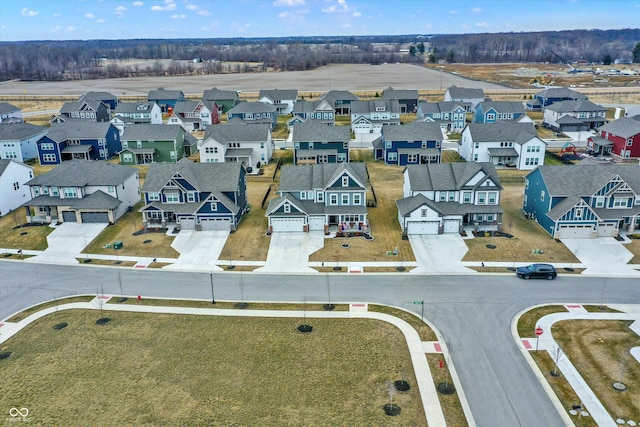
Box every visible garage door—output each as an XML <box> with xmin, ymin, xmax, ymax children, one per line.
<box><xmin>557</xmin><ymin>224</ymin><xmax>594</xmax><ymax>239</ymax></box>
<box><xmin>200</xmin><ymin>218</ymin><xmax>231</xmax><ymax>231</ymax></box>
<box><xmin>407</xmin><ymin>221</ymin><xmax>439</xmax><ymax>235</ymax></box>
<box><xmin>179</xmin><ymin>217</ymin><xmax>196</xmax><ymax>230</ymax></box>
<box><xmin>597</xmin><ymin>223</ymin><xmax>617</xmax><ymax>237</ymax></box>
<box><xmin>443</xmin><ymin>219</ymin><xmax>460</xmax><ymax>234</ymax></box>
<box><xmin>308</xmin><ymin>216</ymin><xmax>325</xmax><ymax>231</ymax></box>
<box><xmin>81</xmin><ymin>212</ymin><xmax>109</xmax><ymax>223</ymax></box>
<box><xmin>62</xmin><ymin>211</ymin><xmax>77</xmax><ymax>223</ymax></box>
<box><xmin>271</xmin><ymin>217</ymin><xmax>305</xmax><ymax>232</ymax></box>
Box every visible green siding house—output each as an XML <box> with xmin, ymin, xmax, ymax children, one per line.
<box><xmin>119</xmin><ymin>124</ymin><xmax>190</xmax><ymax>165</ymax></box>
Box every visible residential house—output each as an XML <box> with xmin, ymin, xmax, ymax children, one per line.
<box><xmin>200</xmin><ymin>123</ymin><xmax>272</xmax><ymax>173</ymax></box>
<box><xmin>36</xmin><ymin>121</ymin><xmax>121</xmax><ymax>165</ymax></box>
<box><xmin>112</xmin><ymin>101</ymin><xmax>163</xmax><ymax>133</ymax></box>
<box><xmin>526</xmin><ymin>87</ymin><xmax>588</xmax><ymax>111</ymax></box>
<box><xmin>227</xmin><ymin>102</ymin><xmax>277</xmax><ymax>129</ymax></box>
<box><xmin>320</xmin><ymin>90</ymin><xmax>359</xmax><ymax>115</ymax></box>
<box><xmin>265</xmin><ymin>162</ymin><xmax>369</xmax><ymax>234</ymax></box>
<box><xmin>0</xmin><ymin>122</ymin><xmax>47</xmax><ymax>162</ymax></box>
<box><xmin>119</xmin><ymin>124</ymin><xmax>191</xmax><ymax>165</ymax></box>
<box><xmin>522</xmin><ymin>164</ymin><xmax>640</xmax><ymax>238</ymax></box>
<box><xmin>22</xmin><ymin>160</ymin><xmax>139</xmax><ymax>224</ymax></box>
<box><xmin>0</xmin><ymin>102</ymin><xmax>22</xmax><ymax>123</ymax></box>
<box><xmin>59</xmin><ymin>95</ymin><xmax>111</xmax><ymax>122</ymax></box>
<box><xmin>382</xmin><ymin>87</ymin><xmax>419</xmax><ymax>113</ymax></box>
<box><xmin>83</xmin><ymin>92</ymin><xmax>119</xmax><ymax>110</ymax></box>
<box><xmin>140</xmin><ymin>158</ymin><xmax>247</xmax><ymax>231</ymax></box>
<box><xmin>375</xmin><ymin>122</ymin><xmax>442</xmax><ymax>166</ymax></box>
<box><xmin>588</xmin><ymin>115</ymin><xmax>640</xmax><ymax>159</ymax></box>
<box><xmin>291</xmin><ymin>100</ymin><xmax>335</xmax><ymax>126</ymax></box>
<box><xmin>147</xmin><ymin>87</ymin><xmax>185</xmax><ymax>113</ymax></box>
<box><xmin>259</xmin><ymin>89</ymin><xmax>298</xmax><ymax>115</ymax></box>
<box><xmin>202</xmin><ymin>87</ymin><xmax>239</xmax><ymax>113</ymax></box>
<box><xmin>460</xmin><ymin>122</ymin><xmax>546</xmax><ymax>170</ymax></box>
<box><xmin>350</xmin><ymin>99</ymin><xmax>401</xmax><ymax>137</ymax></box>
<box><xmin>292</xmin><ymin>121</ymin><xmax>350</xmax><ymax>165</ymax></box>
<box><xmin>397</xmin><ymin>162</ymin><xmax>503</xmax><ymax>235</ymax></box>
<box><xmin>444</xmin><ymin>86</ymin><xmax>485</xmax><ymax>111</ymax></box>
<box><xmin>473</xmin><ymin>101</ymin><xmax>527</xmax><ymax>123</ymax></box>
<box><xmin>167</xmin><ymin>100</ymin><xmax>213</xmax><ymax>131</ymax></box>
<box><xmin>542</xmin><ymin>99</ymin><xmax>607</xmax><ymax>132</ymax></box>
<box><xmin>416</xmin><ymin>101</ymin><xmax>468</xmax><ymax>133</ymax></box>
<box><xmin>0</xmin><ymin>159</ymin><xmax>33</xmax><ymax>217</ymax></box>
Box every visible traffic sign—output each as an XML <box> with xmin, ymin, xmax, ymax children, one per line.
<box><xmin>535</xmin><ymin>327</ymin><xmax>543</xmax><ymax>336</ymax></box>
<box><xmin>413</xmin><ymin>301</ymin><xmax>424</xmax><ymax>305</ymax></box>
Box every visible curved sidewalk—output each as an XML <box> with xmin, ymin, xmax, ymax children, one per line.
<box><xmin>0</xmin><ymin>298</ymin><xmax>474</xmax><ymax>427</ymax></box>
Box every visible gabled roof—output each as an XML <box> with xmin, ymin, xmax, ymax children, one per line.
<box><xmin>122</xmin><ymin>124</ymin><xmax>183</xmax><ymax>141</ymax></box>
<box><xmin>202</xmin><ymin>87</ymin><xmax>239</xmax><ymax>101</ymax></box>
<box><xmin>173</xmin><ymin>100</ymin><xmax>202</xmax><ymax>114</ymax></box>
<box><xmin>597</xmin><ymin>115</ymin><xmax>640</xmax><ymax>138</ymax></box>
<box><xmin>228</xmin><ymin>101</ymin><xmax>277</xmax><ymax>114</ymax></box>
<box><xmin>546</xmin><ymin>195</ymin><xmax>587</xmax><ymax>221</ymax></box>
<box><xmin>60</xmin><ymin>97</ymin><xmax>105</xmax><ymax>113</ymax></box>
<box><xmin>350</xmin><ymin>99</ymin><xmax>401</xmax><ymax>115</ymax></box>
<box><xmin>292</xmin><ymin>121</ymin><xmax>350</xmax><ymax>143</ymax></box>
<box><xmin>446</xmin><ymin>86</ymin><xmax>484</xmax><ymax>99</ymax></box>
<box><xmin>265</xmin><ymin>193</ymin><xmax>323</xmax><ymax>216</ymax></box>
<box><xmin>535</xmin><ymin>87</ymin><xmax>588</xmax><ymax>100</ymax></box>
<box><xmin>0</xmin><ymin>122</ymin><xmax>47</xmax><ymax>140</ymax></box>
<box><xmin>114</xmin><ymin>101</ymin><xmax>158</xmax><ymax>114</ymax></box>
<box><xmin>478</xmin><ymin>101</ymin><xmax>526</xmax><ymax>114</ymax></box>
<box><xmin>71</xmin><ymin>190</ymin><xmax>122</xmax><ymax>209</ymax></box>
<box><xmin>27</xmin><ymin>159</ymin><xmax>136</xmax><ymax>187</ymax></box>
<box><xmin>530</xmin><ymin>165</ymin><xmax>640</xmax><ymax>196</ymax></box>
<box><xmin>279</xmin><ymin>162</ymin><xmax>368</xmax><ymax>192</ymax></box>
<box><xmin>321</xmin><ymin>90</ymin><xmax>359</xmax><ymax>103</ymax></box>
<box><xmin>204</xmin><ymin>123</ymin><xmax>270</xmax><ymax>144</ymax></box>
<box><xmin>84</xmin><ymin>92</ymin><xmax>118</xmax><ymax>102</ymax></box>
<box><xmin>381</xmin><ymin>87</ymin><xmax>419</xmax><ymax>100</ymax></box>
<box><xmin>147</xmin><ymin>87</ymin><xmax>184</xmax><ymax>100</ymax></box>
<box><xmin>465</xmin><ymin>122</ymin><xmax>541</xmax><ymax>145</ymax></box>
<box><xmin>0</xmin><ymin>159</ymin><xmax>32</xmax><ymax>176</ymax></box>
<box><xmin>292</xmin><ymin>100</ymin><xmax>334</xmax><ymax>114</ymax></box>
<box><xmin>546</xmin><ymin>99</ymin><xmax>606</xmax><ymax>113</ymax></box>
<box><xmin>396</xmin><ymin>193</ymin><xmax>444</xmax><ymax>217</ymax></box>
<box><xmin>259</xmin><ymin>89</ymin><xmax>298</xmax><ymax>101</ymax></box>
<box><xmin>406</xmin><ymin>162</ymin><xmax>502</xmax><ymax>192</ymax></box>
<box><xmin>0</xmin><ymin>102</ymin><xmax>20</xmax><ymax>115</ymax></box>
<box><xmin>44</xmin><ymin>121</ymin><xmax>114</xmax><ymax>142</ymax></box>
<box><xmin>382</xmin><ymin>121</ymin><xmax>443</xmax><ymax>141</ymax></box>
<box><xmin>418</xmin><ymin>101</ymin><xmax>470</xmax><ymax>115</ymax></box>
<box><xmin>142</xmin><ymin>158</ymin><xmax>242</xmax><ymax>193</ymax></box>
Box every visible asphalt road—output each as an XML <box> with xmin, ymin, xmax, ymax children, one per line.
<box><xmin>2</xmin><ymin>261</ymin><xmax>638</xmax><ymax>426</ymax></box>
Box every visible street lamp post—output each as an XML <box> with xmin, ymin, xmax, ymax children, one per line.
<box><xmin>210</xmin><ymin>272</ymin><xmax>216</xmax><ymax>304</ymax></box>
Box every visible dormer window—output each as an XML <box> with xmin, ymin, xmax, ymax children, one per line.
<box><xmin>284</xmin><ymin>204</ymin><xmax>290</xmax><ymax>213</ymax></box>
<box><xmin>342</xmin><ymin>176</ymin><xmax>348</xmax><ymax>187</ymax></box>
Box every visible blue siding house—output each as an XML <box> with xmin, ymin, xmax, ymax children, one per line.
<box><xmin>526</xmin><ymin>87</ymin><xmax>588</xmax><ymax>111</ymax></box>
<box><xmin>140</xmin><ymin>158</ymin><xmax>247</xmax><ymax>231</ymax></box>
<box><xmin>523</xmin><ymin>165</ymin><xmax>640</xmax><ymax>238</ymax></box>
<box><xmin>293</xmin><ymin>121</ymin><xmax>350</xmax><ymax>165</ymax></box>
<box><xmin>227</xmin><ymin>101</ymin><xmax>278</xmax><ymax>130</ymax></box>
<box><xmin>376</xmin><ymin>121</ymin><xmax>442</xmax><ymax>165</ymax></box>
<box><xmin>36</xmin><ymin>121</ymin><xmax>121</xmax><ymax>165</ymax></box>
<box><xmin>416</xmin><ymin>101</ymin><xmax>469</xmax><ymax>133</ymax></box>
<box><xmin>147</xmin><ymin>87</ymin><xmax>185</xmax><ymax>113</ymax></box>
<box><xmin>473</xmin><ymin>101</ymin><xmax>527</xmax><ymax>123</ymax></box>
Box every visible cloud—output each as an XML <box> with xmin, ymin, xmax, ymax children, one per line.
<box><xmin>150</xmin><ymin>0</ymin><xmax>176</xmax><ymax>11</ymax></box>
<box><xmin>84</xmin><ymin>13</ymin><xmax>95</xmax><ymax>19</ymax></box>
<box><xmin>65</xmin><ymin>26</ymin><xmax>76</xmax><ymax>33</ymax></box>
<box><xmin>97</xmin><ymin>19</ymin><xmax>106</xmax><ymax>23</ymax></box>
<box><xmin>170</xmin><ymin>14</ymin><xmax>186</xmax><ymax>19</ymax></box>
<box><xmin>322</xmin><ymin>0</ymin><xmax>356</xmax><ymax>14</ymax></box>
<box><xmin>197</xmin><ymin>10</ymin><xmax>211</xmax><ymax>16</ymax></box>
<box><xmin>20</xmin><ymin>8</ymin><xmax>39</xmax><ymax>17</ymax></box>
<box><xmin>53</xmin><ymin>13</ymin><xmax>61</xmax><ymax>17</ymax></box>
<box><xmin>115</xmin><ymin>5</ymin><xmax>126</xmax><ymax>17</ymax></box>
<box><xmin>475</xmin><ymin>21</ymin><xmax>488</xmax><ymax>27</ymax></box>
<box><xmin>185</xmin><ymin>4</ymin><xmax>199</xmax><ymax>10</ymax></box>
<box><xmin>352</xmin><ymin>11</ymin><xmax>361</xmax><ymax>17</ymax></box>
<box><xmin>273</xmin><ymin>0</ymin><xmax>305</xmax><ymax>6</ymax></box>
<box><xmin>132</xmin><ymin>1</ymin><xmax>143</xmax><ymax>5</ymax></box>
<box><xmin>471</xmin><ymin>7</ymin><xmax>482</xmax><ymax>13</ymax></box>
<box><xmin>449</xmin><ymin>10</ymin><xmax>459</xmax><ymax>15</ymax></box>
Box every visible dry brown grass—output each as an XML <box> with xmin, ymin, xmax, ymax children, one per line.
<box><xmin>0</xmin><ymin>212</ymin><xmax>53</xmax><ymax>251</ymax></box>
<box><xmin>517</xmin><ymin>305</ymin><xmax>569</xmax><ymax>337</ymax></box>
<box><xmin>0</xmin><ymin>310</ymin><xmax>427</xmax><ymax>426</ymax></box>
<box><xmin>426</xmin><ymin>353</ymin><xmax>470</xmax><ymax>427</ymax></box>
<box><xmin>624</xmin><ymin>239</ymin><xmax>640</xmax><ymax>264</ymax></box>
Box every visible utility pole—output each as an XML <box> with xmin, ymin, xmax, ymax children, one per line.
<box><xmin>210</xmin><ymin>272</ymin><xmax>216</xmax><ymax>304</ymax></box>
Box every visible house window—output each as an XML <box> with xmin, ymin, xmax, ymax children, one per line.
<box><xmin>283</xmin><ymin>204</ymin><xmax>290</xmax><ymax>213</ymax></box>
<box><xmin>408</xmin><ymin>154</ymin><xmax>418</xmax><ymax>163</ymax></box>
<box><xmin>337</xmin><ymin>153</ymin><xmax>347</xmax><ymax>162</ymax></box>
<box><xmin>43</xmin><ymin>153</ymin><xmax>57</xmax><ymax>162</ymax></box>
<box><xmin>165</xmin><ymin>192</ymin><xmax>180</xmax><ymax>203</ymax></box>
<box><xmin>474</xmin><ymin>142</ymin><xmax>479</xmax><ymax>149</ymax></box>
<box><xmin>13</xmin><ymin>182</ymin><xmax>19</xmax><ymax>190</ymax></box>
<box><xmin>148</xmin><ymin>192</ymin><xmax>160</xmax><ymax>201</ymax></box>
<box><xmin>51</xmin><ymin>187</ymin><xmax>59</xmax><ymax>196</ymax></box>
<box><xmin>487</xmin><ymin>113</ymin><xmax>495</xmax><ymax>121</ymax></box>
<box><xmin>448</xmin><ymin>193</ymin><xmax>455</xmax><ymax>201</ymax></box>
<box><xmin>210</xmin><ymin>202</ymin><xmax>218</xmax><ymax>211</ymax></box>
<box><xmin>488</xmin><ymin>192</ymin><xmax>496</xmax><ymax>204</ymax></box>
<box><xmin>318</xmin><ymin>155</ymin><xmax>328</xmax><ymax>163</ymax></box>
<box><xmin>473</xmin><ymin>154</ymin><xmax>478</xmax><ymax>161</ymax></box>
<box><xmin>421</xmin><ymin>209</ymin><xmax>427</xmax><ymax>217</ymax></box>
<box><xmin>187</xmin><ymin>192</ymin><xmax>195</xmax><ymax>202</ymax></box>
<box><xmin>300</xmin><ymin>191</ymin><xmax>306</xmax><ymax>200</ymax></box>
<box><xmin>317</xmin><ymin>192</ymin><xmax>324</xmax><ymax>202</ymax></box>
<box><xmin>388</xmin><ymin>152</ymin><xmax>397</xmax><ymax>162</ymax></box>
<box><xmin>540</xmin><ymin>191</ymin><xmax>545</xmax><ymax>201</ymax></box>
<box><xmin>595</xmin><ymin>196</ymin><xmax>605</xmax><ymax>208</ymax></box>
<box><xmin>440</xmin><ymin>192</ymin><xmax>446</xmax><ymax>202</ymax></box>
<box><xmin>137</xmin><ymin>141</ymin><xmax>142</xmax><ymax>148</ymax></box>
<box><xmin>613</xmin><ymin>197</ymin><xmax>628</xmax><ymax>207</ymax></box>
<box><xmin>343</xmin><ymin>141</ymin><xmax>349</xmax><ymax>149</ymax></box>
<box><xmin>205</xmin><ymin>147</ymin><xmax>214</xmax><ymax>154</ymax></box>
<box><xmin>487</xmin><ymin>214</ymin><xmax>494</xmax><ymax>222</ymax></box>
<box><xmin>309</xmin><ymin>142</ymin><xmax>314</xmax><ymax>150</ymax></box>
<box><xmin>342</xmin><ymin>176</ymin><xmax>348</xmax><ymax>187</ymax></box>
<box><xmin>476</xmin><ymin>214</ymin><xmax>484</xmax><ymax>221</ymax></box>
<box><xmin>122</xmin><ymin>141</ymin><xmax>129</xmax><ymax>149</ymax></box>
<box><xmin>422</xmin><ymin>141</ymin><xmax>427</xmax><ymax>148</ymax></box>
<box><xmin>353</xmin><ymin>194</ymin><xmax>361</xmax><ymax>205</ymax></box>
<box><xmin>330</xmin><ymin>194</ymin><xmax>338</xmax><ymax>205</ymax></box>
<box><xmin>170</xmin><ymin>151</ymin><xmax>176</xmax><ymax>159</ymax></box>
<box><xmin>63</xmin><ymin>187</ymin><xmax>78</xmax><ymax>198</ymax></box>
<box><xmin>40</xmin><ymin>143</ymin><xmax>54</xmax><ymax>151</ymax></box>
<box><xmin>33</xmin><ymin>186</ymin><xmax>40</xmax><ymax>196</ymax></box>
<box><xmin>386</xmin><ymin>141</ymin><xmax>392</xmax><ymax>148</ymax></box>
<box><xmin>463</xmin><ymin>192</ymin><xmax>471</xmax><ymax>203</ymax></box>
<box><xmin>627</xmin><ymin>138</ymin><xmax>633</xmax><ymax>146</ymax></box>
<box><xmin>294</xmin><ymin>143</ymin><xmax>300</xmax><ymax>149</ymax></box>
<box><xmin>523</xmin><ymin>194</ymin><xmax>528</xmax><ymax>206</ymax></box>
<box><xmin>108</xmin><ymin>186</ymin><xmax>115</xmax><ymax>193</ymax></box>
<box><xmin>342</xmin><ymin>194</ymin><xmax>349</xmax><ymax>205</ymax></box>
<box><xmin>478</xmin><ymin>193</ymin><xmax>486</xmax><ymax>204</ymax></box>
<box><xmin>575</xmin><ymin>208</ymin><xmax>583</xmax><ymax>218</ymax></box>
<box><xmin>123</xmin><ymin>153</ymin><xmax>133</xmax><ymax>163</ymax></box>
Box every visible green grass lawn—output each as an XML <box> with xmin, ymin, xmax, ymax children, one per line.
<box><xmin>0</xmin><ymin>310</ymin><xmax>427</xmax><ymax>426</ymax></box>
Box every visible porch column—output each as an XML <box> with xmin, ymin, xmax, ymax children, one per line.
<box><xmin>628</xmin><ymin>215</ymin><xmax>637</xmax><ymax>234</ymax></box>
<box><xmin>24</xmin><ymin>206</ymin><xmax>32</xmax><ymax>223</ymax></box>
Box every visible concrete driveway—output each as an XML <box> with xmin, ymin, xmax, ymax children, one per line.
<box><xmin>256</xmin><ymin>231</ymin><xmax>324</xmax><ymax>273</ymax></box>
<box><xmin>162</xmin><ymin>230</ymin><xmax>229</xmax><ymax>271</ymax></box>
<box><xmin>562</xmin><ymin>237</ymin><xmax>640</xmax><ymax>276</ymax></box>
<box><xmin>26</xmin><ymin>222</ymin><xmax>107</xmax><ymax>265</ymax></box>
<box><xmin>409</xmin><ymin>234</ymin><xmax>475</xmax><ymax>274</ymax></box>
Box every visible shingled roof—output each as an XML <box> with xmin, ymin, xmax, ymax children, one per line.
<box><xmin>406</xmin><ymin>162</ymin><xmax>502</xmax><ymax>192</ymax></box>
<box><xmin>27</xmin><ymin>159</ymin><xmax>136</xmax><ymax>187</ymax></box>
<box><xmin>292</xmin><ymin>121</ymin><xmax>350</xmax><ymax>143</ymax></box>
<box><xmin>597</xmin><ymin>115</ymin><xmax>640</xmax><ymax>138</ymax></box>
<box><xmin>279</xmin><ymin>162</ymin><xmax>368</xmax><ymax>192</ymax></box>
<box><xmin>465</xmin><ymin>122</ymin><xmax>540</xmax><ymax>145</ymax></box>
<box><xmin>204</xmin><ymin>123</ymin><xmax>270</xmax><ymax>143</ymax></box>
<box><xmin>141</xmin><ymin>158</ymin><xmax>242</xmax><ymax>193</ymax></box>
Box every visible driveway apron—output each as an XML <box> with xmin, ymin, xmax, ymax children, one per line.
<box><xmin>162</xmin><ymin>230</ymin><xmax>229</xmax><ymax>271</ymax></box>
<box><xmin>409</xmin><ymin>234</ymin><xmax>475</xmax><ymax>274</ymax></box>
<box><xmin>26</xmin><ymin>223</ymin><xmax>108</xmax><ymax>265</ymax></box>
<box><xmin>562</xmin><ymin>237</ymin><xmax>640</xmax><ymax>276</ymax></box>
<box><xmin>256</xmin><ymin>231</ymin><xmax>323</xmax><ymax>273</ymax></box>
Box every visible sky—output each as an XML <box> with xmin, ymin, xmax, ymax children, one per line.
<box><xmin>0</xmin><ymin>0</ymin><xmax>639</xmax><ymax>41</ymax></box>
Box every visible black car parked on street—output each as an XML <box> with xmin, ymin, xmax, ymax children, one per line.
<box><xmin>516</xmin><ymin>263</ymin><xmax>557</xmax><ymax>280</ymax></box>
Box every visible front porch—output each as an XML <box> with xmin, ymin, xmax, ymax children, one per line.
<box><xmin>488</xmin><ymin>147</ymin><xmax>519</xmax><ymax>168</ymax></box>
<box><xmin>61</xmin><ymin>144</ymin><xmax>92</xmax><ymax>161</ymax></box>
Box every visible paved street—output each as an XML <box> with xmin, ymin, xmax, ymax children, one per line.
<box><xmin>1</xmin><ymin>262</ymin><xmax>638</xmax><ymax>427</ymax></box>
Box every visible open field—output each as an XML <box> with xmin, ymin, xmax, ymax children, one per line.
<box><xmin>0</xmin><ymin>309</ymin><xmax>427</xmax><ymax>426</ymax></box>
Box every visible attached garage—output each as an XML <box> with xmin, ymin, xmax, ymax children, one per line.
<box><xmin>62</xmin><ymin>211</ymin><xmax>77</xmax><ymax>223</ymax></box>
<box><xmin>443</xmin><ymin>219</ymin><xmax>460</xmax><ymax>234</ymax></box>
<box><xmin>597</xmin><ymin>223</ymin><xmax>617</xmax><ymax>237</ymax></box>
<box><xmin>308</xmin><ymin>216</ymin><xmax>325</xmax><ymax>231</ymax></box>
<box><xmin>80</xmin><ymin>212</ymin><xmax>110</xmax><ymax>223</ymax></box>
<box><xmin>407</xmin><ymin>221</ymin><xmax>439</xmax><ymax>235</ymax></box>
<box><xmin>178</xmin><ymin>217</ymin><xmax>196</xmax><ymax>230</ymax></box>
<box><xmin>271</xmin><ymin>217</ymin><xmax>305</xmax><ymax>232</ymax></box>
<box><xmin>200</xmin><ymin>218</ymin><xmax>231</xmax><ymax>231</ymax></box>
<box><xmin>556</xmin><ymin>224</ymin><xmax>594</xmax><ymax>239</ymax></box>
